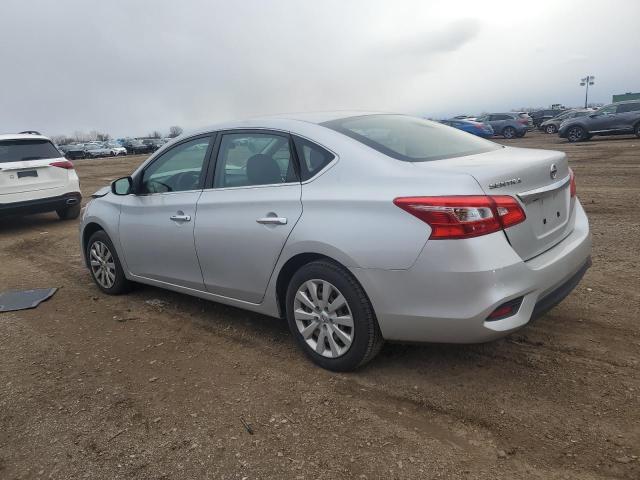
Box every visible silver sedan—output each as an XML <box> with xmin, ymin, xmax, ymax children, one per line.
<box><xmin>80</xmin><ymin>113</ymin><xmax>591</xmax><ymax>371</ymax></box>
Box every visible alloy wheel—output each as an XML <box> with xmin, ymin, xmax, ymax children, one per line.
<box><xmin>293</xmin><ymin>279</ymin><xmax>354</xmax><ymax>358</ymax></box>
<box><xmin>89</xmin><ymin>241</ymin><xmax>116</xmax><ymax>289</ymax></box>
<box><xmin>568</xmin><ymin>126</ymin><xmax>584</xmax><ymax>142</ymax></box>
<box><xmin>546</xmin><ymin>125</ymin><xmax>556</xmax><ymax>134</ymax></box>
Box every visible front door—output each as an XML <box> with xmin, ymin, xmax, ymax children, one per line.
<box><xmin>194</xmin><ymin>131</ymin><xmax>303</xmax><ymax>303</ymax></box>
<box><xmin>118</xmin><ymin>135</ymin><xmax>214</xmax><ymax>290</ymax></box>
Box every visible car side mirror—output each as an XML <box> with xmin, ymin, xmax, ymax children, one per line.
<box><xmin>112</xmin><ymin>176</ymin><xmax>134</xmax><ymax>195</ymax></box>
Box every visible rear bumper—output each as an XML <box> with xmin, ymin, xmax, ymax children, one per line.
<box><xmin>0</xmin><ymin>192</ymin><xmax>81</xmax><ymax>217</ymax></box>
<box><xmin>351</xmin><ymin>201</ymin><xmax>592</xmax><ymax>344</ymax></box>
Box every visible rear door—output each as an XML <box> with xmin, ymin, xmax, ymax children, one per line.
<box><xmin>615</xmin><ymin>102</ymin><xmax>640</xmax><ymax>132</ymax></box>
<box><xmin>0</xmin><ymin>138</ymin><xmax>70</xmax><ymax>197</ymax></box>
<box><xmin>194</xmin><ymin>130</ymin><xmax>303</xmax><ymax>303</ymax></box>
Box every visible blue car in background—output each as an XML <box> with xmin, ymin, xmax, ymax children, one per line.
<box><xmin>440</xmin><ymin>118</ymin><xmax>494</xmax><ymax>138</ymax></box>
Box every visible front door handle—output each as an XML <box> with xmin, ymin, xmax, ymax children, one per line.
<box><xmin>170</xmin><ymin>214</ymin><xmax>191</xmax><ymax>222</ymax></box>
<box><xmin>256</xmin><ymin>216</ymin><xmax>287</xmax><ymax>225</ymax></box>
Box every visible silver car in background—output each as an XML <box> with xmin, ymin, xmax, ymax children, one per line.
<box><xmin>80</xmin><ymin>113</ymin><xmax>591</xmax><ymax>371</ymax></box>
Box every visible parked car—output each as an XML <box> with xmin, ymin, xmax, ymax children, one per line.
<box><xmin>0</xmin><ymin>133</ymin><xmax>81</xmax><ymax>219</ymax></box>
<box><xmin>65</xmin><ymin>144</ymin><xmax>89</xmax><ymax>159</ymax></box>
<box><xmin>80</xmin><ymin>113</ymin><xmax>591</xmax><ymax>371</ymax></box>
<box><xmin>121</xmin><ymin>139</ymin><xmax>150</xmax><ymax>154</ymax></box>
<box><xmin>558</xmin><ymin>101</ymin><xmax>640</xmax><ymax>142</ymax></box>
<box><xmin>142</xmin><ymin>138</ymin><xmax>165</xmax><ymax>152</ymax></box>
<box><xmin>475</xmin><ymin>113</ymin><xmax>529</xmax><ymax>138</ymax></box>
<box><xmin>85</xmin><ymin>143</ymin><xmax>114</xmax><ymax>158</ymax></box>
<box><xmin>440</xmin><ymin>118</ymin><xmax>494</xmax><ymax>138</ymax></box>
<box><xmin>530</xmin><ymin>109</ymin><xmax>566</xmax><ymax>127</ymax></box>
<box><xmin>105</xmin><ymin>141</ymin><xmax>127</xmax><ymax>156</ymax></box>
<box><xmin>540</xmin><ymin>109</ymin><xmax>591</xmax><ymax>134</ymax></box>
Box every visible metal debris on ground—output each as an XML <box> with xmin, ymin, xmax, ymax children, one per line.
<box><xmin>0</xmin><ymin>288</ymin><xmax>57</xmax><ymax>313</ymax></box>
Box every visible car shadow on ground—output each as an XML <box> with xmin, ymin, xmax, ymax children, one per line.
<box><xmin>0</xmin><ymin>212</ymin><xmax>72</xmax><ymax>235</ymax></box>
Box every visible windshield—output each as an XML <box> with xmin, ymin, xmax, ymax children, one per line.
<box><xmin>322</xmin><ymin>114</ymin><xmax>500</xmax><ymax>162</ymax></box>
<box><xmin>0</xmin><ymin>139</ymin><xmax>61</xmax><ymax>163</ymax></box>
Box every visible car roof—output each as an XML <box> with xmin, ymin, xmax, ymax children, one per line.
<box><xmin>0</xmin><ymin>133</ymin><xmax>51</xmax><ymax>142</ymax></box>
<box><xmin>186</xmin><ymin>111</ymin><xmax>388</xmax><ymax>136</ymax></box>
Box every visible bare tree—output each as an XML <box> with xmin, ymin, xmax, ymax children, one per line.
<box><xmin>168</xmin><ymin>126</ymin><xmax>183</xmax><ymax>138</ymax></box>
<box><xmin>148</xmin><ymin>130</ymin><xmax>162</xmax><ymax>139</ymax></box>
<box><xmin>96</xmin><ymin>132</ymin><xmax>111</xmax><ymax>142</ymax></box>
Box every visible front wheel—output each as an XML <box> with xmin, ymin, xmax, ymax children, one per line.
<box><xmin>86</xmin><ymin>230</ymin><xmax>131</xmax><ymax>295</ymax></box>
<box><xmin>502</xmin><ymin>126</ymin><xmax>516</xmax><ymax>139</ymax></box>
<box><xmin>545</xmin><ymin>124</ymin><xmax>557</xmax><ymax>134</ymax></box>
<box><xmin>567</xmin><ymin>126</ymin><xmax>587</xmax><ymax>142</ymax></box>
<box><xmin>285</xmin><ymin>260</ymin><xmax>383</xmax><ymax>371</ymax></box>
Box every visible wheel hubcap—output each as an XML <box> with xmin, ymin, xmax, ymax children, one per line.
<box><xmin>294</xmin><ymin>279</ymin><xmax>354</xmax><ymax>358</ymax></box>
<box><xmin>89</xmin><ymin>241</ymin><xmax>116</xmax><ymax>288</ymax></box>
<box><xmin>569</xmin><ymin>127</ymin><xmax>583</xmax><ymax>141</ymax></box>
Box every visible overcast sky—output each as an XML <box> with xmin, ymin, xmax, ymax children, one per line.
<box><xmin>1</xmin><ymin>0</ymin><xmax>638</xmax><ymax>138</ymax></box>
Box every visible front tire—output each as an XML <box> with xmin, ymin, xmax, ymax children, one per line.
<box><xmin>86</xmin><ymin>230</ymin><xmax>131</xmax><ymax>295</ymax></box>
<box><xmin>567</xmin><ymin>126</ymin><xmax>587</xmax><ymax>142</ymax></box>
<box><xmin>285</xmin><ymin>260</ymin><xmax>383</xmax><ymax>371</ymax></box>
<box><xmin>545</xmin><ymin>124</ymin><xmax>557</xmax><ymax>134</ymax></box>
<box><xmin>56</xmin><ymin>203</ymin><xmax>81</xmax><ymax>220</ymax></box>
<box><xmin>502</xmin><ymin>126</ymin><xmax>516</xmax><ymax>139</ymax></box>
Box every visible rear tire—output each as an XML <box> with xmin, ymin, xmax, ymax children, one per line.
<box><xmin>545</xmin><ymin>124</ymin><xmax>557</xmax><ymax>134</ymax></box>
<box><xmin>56</xmin><ymin>203</ymin><xmax>81</xmax><ymax>220</ymax></box>
<box><xmin>502</xmin><ymin>126</ymin><xmax>516</xmax><ymax>139</ymax></box>
<box><xmin>86</xmin><ymin>230</ymin><xmax>131</xmax><ymax>295</ymax></box>
<box><xmin>285</xmin><ymin>260</ymin><xmax>383</xmax><ymax>371</ymax></box>
<box><xmin>635</xmin><ymin>123</ymin><xmax>640</xmax><ymax>138</ymax></box>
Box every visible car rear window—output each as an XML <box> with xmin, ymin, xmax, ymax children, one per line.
<box><xmin>0</xmin><ymin>139</ymin><xmax>61</xmax><ymax>163</ymax></box>
<box><xmin>321</xmin><ymin>115</ymin><xmax>500</xmax><ymax>162</ymax></box>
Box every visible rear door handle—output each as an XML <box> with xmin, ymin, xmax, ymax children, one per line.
<box><xmin>170</xmin><ymin>214</ymin><xmax>191</xmax><ymax>222</ymax></box>
<box><xmin>256</xmin><ymin>216</ymin><xmax>287</xmax><ymax>225</ymax></box>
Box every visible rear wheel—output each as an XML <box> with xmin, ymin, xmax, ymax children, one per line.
<box><xmin>86</xmin><ymin>230</ymin><xmax>131</xmax><ymax>295</ymax></box>
<box><xmin>567</xmin><ymin>126</ymin><xmax>587</xmax><ymax>142</ymax></box>
<box><xmin>635</xmin><ymin>123</ymin><xmax>640</xmax><ymax>138</ymax></box>
<box><xmin>285</xmin><ymin>260</ymin><xmax>383</xmax><ymax>371</ymax></box>
<box><xmin>545</xmin><ymin>124</ymin><xmax>557</xmax><ymax>134</ymax></box>
<box><xmin>56</xmin><ymin>203</ymin><xmax>81</xmax><ymax>220</ymax></box>
<box><xmin>516</xmin><ymin>131</ymin><xmax>526</xmax><ymax>138</ymax></box>
<box><xmin>502</xmin><ymin>126</ymin><xmax>516</xmax><ymax>139</ymax></box>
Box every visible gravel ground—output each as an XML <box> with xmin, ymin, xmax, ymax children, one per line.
<box><xmin>1</xmin><ymin>131</ymin><xmax>639</xmax><ymax>479</ymax></box>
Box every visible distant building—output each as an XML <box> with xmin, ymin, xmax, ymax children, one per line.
<box><xmin>612</xmin><ymin>92</ymin><xmax>640</xmax><ymax>102</ymax></box>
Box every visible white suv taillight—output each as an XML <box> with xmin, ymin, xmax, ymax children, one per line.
<box><xmin>50</xmin><ymin>160</ymin><xmax>74</xmax><ymax>169</ymax></box>
<box><xmin>393</xmin><ymin>195</ymin><xmax>526</xmax><ymax>239</ymax></box>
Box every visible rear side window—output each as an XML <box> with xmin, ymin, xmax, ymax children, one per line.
<box><xmin>0</xmin><ymin>139</ymin><xmax>61</xmax><ymax>163</ymax></box>
<box><xmin>617</xmin><ymin>103</ymin><xmax>640</xmax><ymax>113</ymax></box>
<box><xmin>293</xmin><ymin>136</ymin><xmax>335</xmax><ymax>180</ymax></box>
<box><xmin>214</xmin><ymin>133</ymin><xmax>297</xmax><ymax>188</ymax></box>
<box><xmin>322</xmin><ymin>115</ymin><xmax>499</xmax><ymax>162</ymax></box>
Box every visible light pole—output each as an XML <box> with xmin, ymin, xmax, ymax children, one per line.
<box><xmin>580</xmin><ymin>75</ymin><xmax>595</xmax><ymax>108</ymax></box>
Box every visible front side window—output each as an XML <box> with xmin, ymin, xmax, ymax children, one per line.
<box><xmin>0</xmin><ymin>139</ymin><xmax>61</xmax><ymax>163</ymax></box>
<box><xmin>597</xmin><ymin>105</ymin><xmax>617</xmax><ymax>115</ymax></box>
<box><xmin>214</xmin><ymin>133</ymin><xmax>297</xmax><ymax>188</ymax></box>
<box><xmin>293</xmin><ymin>136</ymin><xmax>335</xmax><ymax>180</ymax></box>
<box><xmin>141</xmin><ymin>136</ymin><xmax>211</xmax><ymax>193</ymax></box>
<box><xmin>322</xmin><ymin>114</ymin><xmax>499</xmax><ymax>163</ymax></box>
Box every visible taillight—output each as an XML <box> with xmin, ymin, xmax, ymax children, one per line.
<box><xmin>569</xmin><ymin>168</ymin><xmax>576</xmax><ymax>197</ymax></box>
<box><xmin>393</xmin><ymin>195</ymin><xmax>526</xmax><ymax>240</ymax></box>
<box><xmin>50</xmin><ymin>160</ymin><xmax>74</xmax><ymax>169</ymax></box>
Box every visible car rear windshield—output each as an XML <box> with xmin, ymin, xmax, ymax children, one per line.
<box><xmin>0</xmin><ymin>139</ymin><xmax>61</xmax><ymax>163</ymax></box>
<box><xmin>321</xmin><ymin>114</ymin><xmax>500</xmax><ymax>162</ymax></box>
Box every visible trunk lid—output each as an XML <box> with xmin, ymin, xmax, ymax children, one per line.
<box><xmin>420</xmin><ymin>146</ymin><xmax>575</xmax><ymax>260</ymax></box>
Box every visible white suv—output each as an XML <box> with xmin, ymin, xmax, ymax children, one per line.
<box><xmin>0</xmin><ymin>133</ymin><xmax>81</xmax><ymax>219</ymax></box>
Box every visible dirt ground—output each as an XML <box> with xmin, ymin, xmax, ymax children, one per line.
<box><xmin>1</xmin><ymin>131</ymin><xmax>639</xmax><ymax>480</ymax></box>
